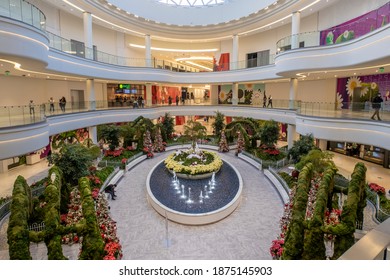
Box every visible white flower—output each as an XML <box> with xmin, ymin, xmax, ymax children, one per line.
<box><xmin>251</xmin><ymin>90</ymin><xmax>262</xmax><ymax>105</ymax></box>
<box><xmin>345</xmin><ymin>76</ymin><xmax>362</xmax><ymax>96</ymax></box>
<box><xmin>336</xmin><ymin>92</ymin><xmax>344</xmax><ymax>110</ymax></box>
<box><xmin>219</xmin><ymin>91</ymin><xmax>227</xmax><ymax>101</ymax></box>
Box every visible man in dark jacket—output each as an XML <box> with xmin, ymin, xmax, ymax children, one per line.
<box><xmin>371</xmin><ymin>93</ymin><xmax>383</xmax><ymax>120</ymax></box>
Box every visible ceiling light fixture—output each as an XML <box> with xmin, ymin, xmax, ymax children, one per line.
<box><xmin>185</xmin><ymin>61</ymin><xmax>213</xmax><ymax>71</ymax></box>
<box><xmin>129</xmin><ymin>44</ymin><xmax>218</xmax><ymax>53</ymax></box>
<box><xmin>175</xmin><ymin>56</ymin><xmax>213</xmax><ymax>62</ymax></box>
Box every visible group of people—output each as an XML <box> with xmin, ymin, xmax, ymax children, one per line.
<box><xmin>263</xmin><ymin>92</ymin><xmax>273</xmax><ymax>108</ymax></box>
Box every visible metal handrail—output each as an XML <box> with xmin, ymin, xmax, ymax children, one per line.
<box><xmin>0</xmin><ymin>0</ymin><xmax>46</xmax><ymax>30</ymax></box>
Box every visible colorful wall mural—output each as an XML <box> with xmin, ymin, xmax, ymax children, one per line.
<box><xmin>336</xmin><ymin>73</ymin><xmax>390</xmax><ymax>109</ymax></box>
<box><xmin>320</xmin><ymin>2</ymin><xmax>389</xmax><ymax>46</ymax></box>
<box><xmin>218</xmin><ymin>83</ymin><xmax>266</xmax><ymax>105</ymax></box>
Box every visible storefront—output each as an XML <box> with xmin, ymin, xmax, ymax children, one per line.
<box><xmin>328</xmin><ymin>141</ymin><xmax>390</xmax><ymax>169</ymax></box>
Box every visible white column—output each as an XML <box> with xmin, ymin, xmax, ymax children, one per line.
<box><xmin>232</xmin><ymin>34</ymin><xmax>239</xmax><ymax>70</ymax></box>
<box><xmin>0</xmin><ymin>159</ymin><xmax>9</xmax><ymax>173</ymax></box>
<box><xmin>287</xmin><ymin>124</ymin><xmax>298</xmax><ymax>149</ymax></box>
<box><xmin>232</xmin><ymin>83</ymin><xmax>238</xmax><ymax>105</ymax></box>
<box><xmin>145</xmin><ymin>34</ymin><xmax>152</xmax><ymax>67</ymax></box>
<box><xmin>86</xmin><ymin>79</ymin><xmax>96</xmax><ymax>110</ymax></box>
<box><xmin>89</xmin><ymin>126</ymin><xmax>98</xmax><ymax>144</ymax></box>
<box><xmin>83</xmin><ymin>12</ymin><xmax>93</xmax><ymax>59</ymax></box>
<box><xmin>210</xmin><ymin>85</ymin><xmax>219</xmax><ymax>105</ymax></box>
<box><xmin>289</xmin><ymin>78</ymin><xmax>298</xmax><ymax>109</ymax></box>
<box><xmin>318</xmin><ymin>139</ymin><xmax>328</xmax><ymax>151</ymax></box>
<box><xmin>145</xmin><ymin>83</ymin><xmax>152</xmax><ymax>106</ymax></box>
<box><xmin>291</xmin><ymin>11</ymin><xmax>301</xmax><ymax>49</ymax></box>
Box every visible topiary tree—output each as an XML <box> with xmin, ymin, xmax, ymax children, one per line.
<box><xmin>236</xmin><ymin>131</ymin><xmax>245</xmax><ymax>154</ymax></box>
<box><xmin>282</xmin><ymin>163</ymin><xmax>314</xmax><ymax>260</ymax></box>
<box><xmin>183</xmin><ymin>119</ymin><xmax>207</xmax><ymax>148</ymax></box>
<box><xmin>153</xmin><ymin>127</ymin><xmax>165</xmax><ymax>152</ymax></box>
<box><xmin>323</xmin><ymin>162</ymin><xmax>367</xmax><ymax>259</ymax></box>
<box><xmin>288</xmin><ymin>134</ymin><xmax>318</xmax><ymax>163</ymax></box>
<box><xmin>260</xmin><ymin>120</ymin><xmax>279</xmax><ymax>147</ymax></box>
<box><xmin>78</xmin><ymin>177</ymin><xmax>105</xmax><ymax>260</ymax></box>
<box><xmin>143</xmin><ymin>130</ymin><xmax>154</xmax><ymax>158</ymax></box>
<box><xmin>302</xmin><ymin>165</ymin><xmax>338</xmax><ymax>260</ymax></box>
<box><xmin>161</xmin><ymin>112</ymin><xmax>175</xmax><ymax>141</ymax></box>
<box><xmin>7</xmin><ymin>175</ymin><xmax>32</xmax><ymax>260</ymax></box>
<box><xmin>99</xmin><ymin>124</ymin><xmax>121</xmax><ymax>151</ymax></box>
<box><xmin>212</xmin><ymin>111</ymin><xmax>225</xmax><ymax>138</ymax></box>
<box><xmin>295</xmin><ymin>149</ymin><xmax>334</xmax><ymax>173</ymax></box>
<box><xmin>218</xmin><ymin>130</ymin><xmax>229</xmax><ymax>152</ymax></box>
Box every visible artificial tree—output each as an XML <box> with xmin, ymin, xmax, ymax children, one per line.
<box><xmin>218</xmin><ymin>130</ymin><xmax>229</xmax><ymax>152</ymax></box>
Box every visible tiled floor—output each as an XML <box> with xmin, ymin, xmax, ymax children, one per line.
<box><xmin>0</xmin><ymin>147</ymin><xmax>388</xmax><ymax>259</ymax></box>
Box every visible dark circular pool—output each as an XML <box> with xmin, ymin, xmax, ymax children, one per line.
<box><xmin>148</xmin><ymin>160</ymin><xmax>240</xmax><ymax>214</ymax></box>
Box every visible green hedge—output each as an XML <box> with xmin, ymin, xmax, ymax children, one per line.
<box><xmin>7</xmin><ymin>176</ymin><xmax>32</xmax><ymax>259</ymax></box>
<box><xmin>282</xmin><ymin>163</ymin><xmax>313</xmax><ymax>260</ymax></box>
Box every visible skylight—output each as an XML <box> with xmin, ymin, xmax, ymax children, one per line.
<box><xmin>156</xmin><ymin>0</ymin><xmax>226</xmax><ymax>7</ymax></box>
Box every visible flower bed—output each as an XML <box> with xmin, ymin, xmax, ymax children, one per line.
<box><xmin>164</xmin><ymin>148</ymin><xmax>222</xmax><ymax>176</ymax></box>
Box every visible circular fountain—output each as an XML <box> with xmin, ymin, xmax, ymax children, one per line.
<box><xmin>146</xmin><ymin>157</ymin><xmax>243</xmax><ymax>225</ymax></box>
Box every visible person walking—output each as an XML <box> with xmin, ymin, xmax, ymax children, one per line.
<box><xmin>168</xmin><ymin>95</ymin><xmax>172</xmax><ymax>105</ymax></box>
<box><xmin>49</xmin><ymin>97</ymin><xmax>55</xmax><ymax>113</ymax></box>
<box><xmin>59</xmin><ymin>96</ymin><xmax>66</xmax><ymax>112</ymax></box>
<box><xmin>371</xmin><ymin>92</ymin><xmax>383</xmax><ymax>120</ymax></box>
<box><xmin>263</xmin><ymin>92</ymin><xmax>267</xmax><ymax>108</ymax></box>
<box><xmin>267</xmin><ymin>95</ymin><xmax>273</xmax><ymax>108</ymax></box>
<box><xmin>29</xmin><ymin>100</ymin><xmax>35</xmax><ymax>115</ymax></box>
<box><xmin>176</xmin><ymin>95</ymin><xmax>179</xmax><ymax>106</ymax></box>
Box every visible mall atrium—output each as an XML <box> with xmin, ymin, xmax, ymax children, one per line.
<box><xmin>0</xmin><ymin>0</ymin><xmax>389</xmax><ymax>260</ymax></box>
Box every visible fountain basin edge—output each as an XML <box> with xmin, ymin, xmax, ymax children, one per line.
<box><xmin>146</xmin><ymin>159</ymin><xmax>243</xmax><ymax>225</ymax></box>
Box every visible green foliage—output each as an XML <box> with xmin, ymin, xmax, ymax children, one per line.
<box><xmin>212</xmin><ymin>111</ymin><xmax>225</xmax><ymax>138</ymax></box>
<box><xmin>7</xmin><ymin>176</ymin><xmax>32</xmax><ymax>259</ymax></box>
<box><xmin>43</xmin><ymin>172</ymin><xmax>67</xmax><ymax>260</ymax></box>
<box><xmin>295</xmin><ymin>149</ymin><xmax>334</xmax><ymax>173</ymax></box>
<box><xmin>51</xmin><ymin>130</ymin><xmax>78</xmax><ymax>149</ymax></box>
<box><xmin>225</xmin><ymin>121</ymin><xmax>251</xmax><ymax>150</ymax></box>
<box><xmin>183</xmin><ymin>119</ymin><xmax>207</xmax><ymax>146</ymax></box>
<box><xmin>302</xmin><ymin>166</ymin><xmax>337</xmax><ymax>260</ymax></box>
<box><xmin>259</xmin><ymin>120</ymin><xmax>279</xmax><ymax>147</ymax></box>
<box><xmin>95</xmin><ymin>166</ymin><xmax>115</xmax><ymax>187</ymax></box>
<box><xmin>288</xmin><ymin>134</ymin><xmax>317</xmax><ymax>163</ymax></box>
<box><xmin>161</xmin><ymin>112</ymin><xmax>175</xmax><ymax>141</ymax></box>
<box><xmin>78</xmin><ymin>177</ymin><xmax>105</xmax><ymax>260</ymax></box>
<box><xmin>50</xmin><ymin>143</ymin><xmax>94</xmax><ymax>186</ymax></box>
<box><xmin>282</xmin><ymin>163</ymin><xmax>313</xmax><ymax>260</ymax></box>
<box><xmin>99</xmin><ymin>124</ymin><xmax>121</xmax><ymax>150</ymax></box>
<box><xmin>278</xmin><ymin>172</ymin><xmax>297</xmax><ymax>189</ymax></box>
<box><xmin>323</xmin><ymin>163</ymin><xmax>367</xmax><ymax>259</ymax></box>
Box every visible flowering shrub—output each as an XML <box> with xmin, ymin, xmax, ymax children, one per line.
<box><xmin>269</xmin><ymin>186</ymin><xmax>297</xmax><ymax>259</ymax></box>
<box><xmin>87</xmin><ymin>174</ymin><xmax>102</xmax><ymax>188</ymax></box>
<box><xmin>94</xmin><ymin>192</ymin><xmax>123</xmax><ymax>260</ymax></box>
<box><xmin>368</xmin><ymin>183</ymin><xmax>386</xmax><ymax>195</ymax></box>
<box><xmin>62</xmin><ymin>188</ymin><xmax>83</xmax><ymax>245</ymax></box>
<box><xmin>104</xmin><ymin>148</ymin><xmax>123</xmax><ymax>157</ymax></box>
<box><xmin>164</xmin><ymin>149</ymin><xmax>223</xmax><ymax>175</ymax></box>
<box><xmin>270</xmin><ymin>239</ymin><xmax>284</xmax><ymax>259</ymax></box>
<box><xmin>305</xmin><ymin>176</ymin><xmax>321</xmax><ymax>220</ymax></box>
<box><xmin>324</xmin><ymin>208</ymin><xmax>342</xmax><ymax>241</ymax></box>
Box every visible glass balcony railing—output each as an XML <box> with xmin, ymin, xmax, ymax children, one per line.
<box><xmin>276</xmin><ymin>1</ymin><xmax>390</xmax><ymax>53</ymax></box>
<box><xmin>0</xmin><ymin>0</ymin><xmax>45</xmax><ymax>30</ymax></box>
<box><xmin>1</xmin><ymin>100</ymin><xmax>389</xmax><ymax>129</ymax></box>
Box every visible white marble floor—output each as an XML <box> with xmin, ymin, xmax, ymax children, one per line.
<box><xmin>0</xmin><ymin>149</ymin><xmax>388</xmax><ymax>260</ymax></box>
<box><xmin>110</xmin><ymin>150</ymin><xmax>284</xmax><ymax>260</ymax></box>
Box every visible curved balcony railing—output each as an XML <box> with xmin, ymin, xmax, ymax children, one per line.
<box><xmin>1</xmin><ymin>99</ymin><xmax>389</xmax><ymax>129</ymax></box>
<box><xmin>0</xmin><ymin>0</ymin><xmax>45</xmax><ymax>30</ymax></box>
<box><xmin>277</xmin><ymin>1</ymin><xmax>390</xmax><ymax>53</ymax></box>
<box><xmin>47</xmin><ymin>31</ymin><xmax>276</xmax><ymax>72</ymax></box>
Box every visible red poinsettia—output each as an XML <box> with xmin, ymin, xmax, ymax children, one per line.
<box><xmin>368</xmin><ymin>183</ymin><xmax>386</xmax><ymax>195</ymax></box>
